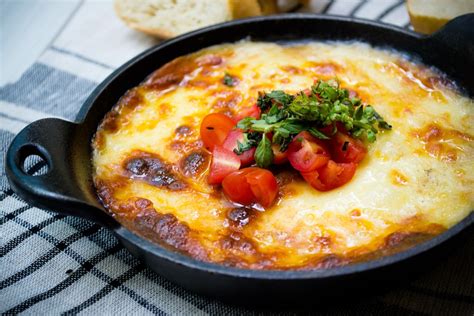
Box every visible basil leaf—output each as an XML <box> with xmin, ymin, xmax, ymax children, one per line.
<box><xmin>266</xmin><ymin>90</ymin><xmax>294</xmax><ymax>106</ymax></box>
<box><xmin>372</xmin><ymin>108</ymin><xmax>392</xmax><ymax>129</ymax></box>
<box><xmin>279</xmin><ymin>120</ymin><xmax>306</xmax><ymax>134</ymax></box>
<box><xmin>257</xmin><ymin>90</ymin><xmax>294</xmax><ymax>110</ymax></box>
<box><xmin>255</xmin><ymin>135</ymin><xmax>273</xmax><ymax>168</ymax></box>
<box><xmin>308</xmin><ymin>127</ymin><xmax>330</xmax><ymax>140</ymax></box>
<box><xmin>236</xmin><ymin>117</ymin><xmax>254</xmax><ymax>131</ymax></box>
<box><xmin>378</xmin><ymin>120</ymin><xmax>392</xmax><ymax>130</ymax></box>
<box><xmin>354</xmin><ymin>105</ymin><xmax>364</xmax><ymax>120</ymax></box>
<box><xmin>268</xmin><ymin>104</ymin><xmax>280</xmax><ymax>116</ymax></box>
<box><xmin>288</xmin><ymin>94</ymin><xmax>321</xmax><ymax>121</ymax></box>
<box><xmin>223</xmin><ymin>73</ymin><xmax>236</xmax><ymax>87</ymax></box>
<box><xmin>366</xmin><ymin>129</ymin><xmax>377</xmax><ymax>143</ymax></box>
<box><xmin>250</xmin><ymin>119</ymin><xmax>273</xmax><ymax>133</ymax></box>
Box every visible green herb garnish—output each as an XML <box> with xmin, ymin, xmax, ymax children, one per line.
<box><xmin>223</xmin><ymin>73</ymin><xmax>236</xmax><ymax>87</ymax></box>
<box><xmin>254</xmin><ymin>134</ymin><xmax>274</xmax><ymax>168</ymax></box>
<box><xmin>234</xmin><ymin>131</ymin><xmax>259</xmax><ymax>154</ymax></box>
<box><xmin>257</xmin><ymin>90</ymin><xmax>294</xmax><ymax>111</ymax></box>
<box><xmin>237</xmin><ymin>79</ymin><xmax>391</xmax><ymax>167</ymax></box>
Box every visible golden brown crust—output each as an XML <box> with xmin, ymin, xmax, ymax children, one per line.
<box><xmin>180</xmin><ymin>151</ymin><xmax>210</xmax><ymax>177</ymax></box>
<box><xmin>144</xmin><ymin>54</ymin><xmax>223</xmax><ymax>90</ymax></box>
<box><xmin>412</xmin><ymin>123</ymin><xmax>474</xmax><ymax>162</ymax></box>
<box><xmin>96</xmin><ymin>174</ymin><xmax>448</xmax><ymax>269</ymax></box>
<box><xmin>123</xmin><ymin>151</ymin><xmax>187</xmax><ymax>191</ymax></box>
<box><xmin>131</xmin><ymin>208</ymin><xmax>210</xmax><ymax>261</ymax></box>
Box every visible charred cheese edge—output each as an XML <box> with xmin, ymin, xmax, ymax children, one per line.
<box><xmin>92</xmin><ymin>41</ymin><xmax>474</xmax><ymax>270</ymax></box>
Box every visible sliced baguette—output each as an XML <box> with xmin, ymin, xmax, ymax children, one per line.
<box><xmin>230</xmin><ymin>0</ymin><xmax>276</xmax><ymax>17</ymax></box>
<box><xmin>256</xmin><ymin>0</ymin><xmax>278</xmax><ymax>15</ymax></box>
<box><xmin>115</xmin><ymin>0</ymin><xmax>278</xmax><ymax>39</ymax></box>
<box><xmin>407</xmin><ymin>0</ymin><xmax>474</xmax><ymax>34</ymax></box>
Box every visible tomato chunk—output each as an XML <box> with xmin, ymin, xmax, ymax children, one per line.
<box><xmin>330</xmin><ymin>132</ymin><xmax>367</xmax><ymax>163</ymax></box>
<box><xmin>208</xmin><ymin>146</ymin><xmax>241</xmax><ymax>185</ymax></box>
<box><xmin>222</xmin><ymin>167</ymin><xmax>278</xmax><ymax>207</ymax></box>
<box><xmin>234</xmin><ymin>104</ymin><xmax>261</xmax><ymax>122</ymax></box>
<box><xmin>287</xmin><ymin>131</ymin><xmax>330</xmax><ymax>172</ymax></box>
<box><xmin>245</xmin><ymin>168</ymin><xmax>278</xmax><ymax>208</ymax></box>
<box><xmin>301</xmin><ymin>161</ymin><xmax>357</xmax><ymax>191</ymax></box>
<box><xmin>200</xmin><ymin>113</ymin><xmax>235</xmax><ymax>151</ymax></box>
<box><xmin>272</xmin><ymin>144</ymin><xmax>288</xmax><ymax>164</ymax></box>
<box><xmin>222</xmin><ymin>129</ymin><xmax>256</xmax><ymax>166</ymax></box>
<box><xmin>222</xmin><ymin>169</ymin><xmax>255</xmax><ymax>205</ymax></box>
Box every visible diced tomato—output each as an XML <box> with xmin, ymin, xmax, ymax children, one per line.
<box><xmin>233</xmin><ymin>104</ymin><xmax>261</xmax><ymax>122</ymax></box>
<box><xmin>222</xmin><ymin>169</ymin><xmax>255</xmax><ymax>205</ymax></box>
<box><xmin>222</xmin><ymin>167</ymin><xmax>278</xmax><ymax>207</ymax></box>
<box><xmin>287</xmin><ymin>131</ymin><xmax>330</xmax><ymax>172</ymax></box>
<box><xmin>222</xmin><ymin>129</ymin><xmax>256</xmax><ymax>166</ymax></box>
<box><xmin>200</xmin><ymin>113</ymin><xmax>235</xmax><ymax>151</ymax></box>
<box><xmin>272</xmin><ymin>144</ymin><xmax>288</xmax><ymax>164</ymax></box>
<box><xmin>301</xmin><ymin>160</ymin><xmax>357</xmax><ymax>191</ymax></box>
<box><xmin>330</xmin><ymin>132</ymin><xmax>367</xmax><ymax>163</ymax></box>
<box><xmin>319</xmin><ymin>125</ymin><xmax>335</xmax><ymax>136</ymax></box>
<box><xmin>245</xmin><ymin>168</ymin><xmax>278</xmax><ymax>208</ymax></box>
<box><xmin>208</xmin><ymin>146</ymin><xmax>241</xmax><ymax>185</ymax></box>
<box><xmin>320</xmin><ymin>122</ymin><xmax>346</xmax><ymax>137</ymax></box>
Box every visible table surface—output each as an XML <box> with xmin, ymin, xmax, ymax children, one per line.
<box><xmin>1</xmin><ymin>0</ymin><xmax>79</xmax><ymax>85</ymax></box>
<box><xmin>1</xmin><ymin>0</ymin><xmax>473</xmax><ymax>315</ymax></box>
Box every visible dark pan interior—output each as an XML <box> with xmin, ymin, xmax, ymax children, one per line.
<box><xmin>7</xmin><ymin>14</ymin><xmax>474</xmax><ymax>303</ymax></box>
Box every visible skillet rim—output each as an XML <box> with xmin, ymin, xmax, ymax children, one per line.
<box><xmin>77</xmin><ymin>13</ymin><xmax>474</xmax><ymax>280</ymax></box>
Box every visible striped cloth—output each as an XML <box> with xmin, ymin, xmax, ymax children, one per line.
<box><xmin>1</xmin><ymin>0</ymin><xmax>473</xmax><ymax>314</ymax></box>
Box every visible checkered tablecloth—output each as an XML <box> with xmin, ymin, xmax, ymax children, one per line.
<box><xmin>1</xmin><ymin>0</ymin><xmax>473</xmax><ymax>314</ymax></box>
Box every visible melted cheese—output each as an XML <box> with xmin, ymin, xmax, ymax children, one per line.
<box><xmin>92</xmin><ymin>41</ymin><xmax>474</xmax><ymax>269</ymax></box>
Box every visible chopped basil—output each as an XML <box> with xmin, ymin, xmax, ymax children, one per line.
<box><xmin>235</xmin><ymin>79</ymin><xmax>391</xmax><ymax>167</ymax></box>
<box><xmin>223</xmin><ymin>73</ymin><xmax>236</xmax><ymax>87</ymax></box>
<box><xmin>254</xmin><ymin>135</ymin><xmax>273</xmax><ymax>168</ymax></box>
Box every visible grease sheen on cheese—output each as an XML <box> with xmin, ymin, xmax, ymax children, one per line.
<box><xmin>92</xmin><ymin>41</ymin><xmax>474</xmax><ymax>270</ymax></box>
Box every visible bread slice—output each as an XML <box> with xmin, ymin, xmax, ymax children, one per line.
<box><xmin>407</xmin><ymin>0</ymin><xmax>474</xmax><ymax>34</ymax></box>
<box><xmin>232</xmin><ymin>0</ymin><xmax>279</xmax><ymax>17</ymax></box>
<box><xmin>255</xmin><ymin>0</ymin><xmax>278</xmax><ymax>15</ymax></box>
<box><xmin>115</xmin><ymin>0</ymin><xmax>278</xmax><ymax>39</ymax></box>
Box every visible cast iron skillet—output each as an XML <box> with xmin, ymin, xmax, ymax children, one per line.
<box><xmin>5</xmin><ymin>14</ymin><xmax>474</xmax><ymax>303</ymax></box>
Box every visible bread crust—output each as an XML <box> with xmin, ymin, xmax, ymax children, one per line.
<box><xmin>406</xmin><ymin>0</ymin><xmax>474</xmax><ymax>34</ymax></box>
<box><xmin>114</xmin><ymin>0</ymin><xmax>278</xmax><ymax>39</ymax></box>
<box><xmin>113</xmin><ymin>1</ymin><xmax>175</xmax><ymax>38</ymax></box>
<box><xmin>230</xmin><ymin>0</ymin><xmax>278</xmax><ymax>18</ymax></box>
<box><xmin>407</xmin><ymin>12</ymin><xmax>449</xmax><ymax>34</ymax></box>
<box><xmin>258</xmin><ymin>0</ymin><xmax>278</xmax><ymax>15</ymax></box>
<box><xmin>230</xmin><ymin>0</ymin><xmax>262</xmax><ymax>18</ymax></box>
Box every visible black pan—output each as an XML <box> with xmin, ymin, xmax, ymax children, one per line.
<box><xmin>5</xmin><ymin>14</ymin><xmax>474</xmax><ymax>304</ymax></box>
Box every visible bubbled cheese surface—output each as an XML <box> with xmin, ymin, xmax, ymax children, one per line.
<box><xmin>92</xmin><ymin>41</ymin><xmax>474</xmax><ymax>269</ymax></box>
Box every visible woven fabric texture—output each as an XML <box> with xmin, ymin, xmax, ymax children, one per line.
<box><xmin>1</xmin><ymin>0</ymin><xmax>473</xmax><ymax>315</ymax></box>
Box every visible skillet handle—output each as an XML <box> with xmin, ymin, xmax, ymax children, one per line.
<box><xmin>427</xmin><ymin>13</ymin><xmax>474</xmax><ymax>49</ymax></box>
<box><xmin>422</xmin><ymin>13</ymin><xmax>474</xmax><ymax>94</ymax></box>
<box><xmin>5</xmin><ymin>118</ymin><xmax>115</xmax><ymax>228</ymax></box>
